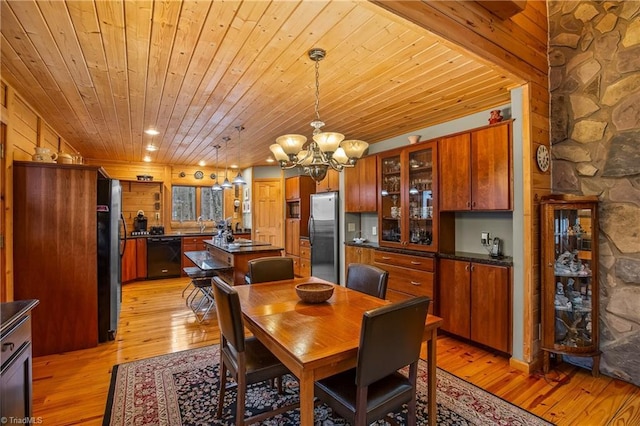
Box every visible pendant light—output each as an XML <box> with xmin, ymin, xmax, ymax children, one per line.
<box><xmin>212</xmin><ymin>144</ymin><xmax>223</xmax><ymax>191</ymax></box>
<box><xmin>221</xmin><ymin>136</ymin><xmax>233</xmax><ymax>189</ymax></box>
<box><xmin>232</xmin><ymin>125</ymin><xmax>247</xmax><ymax>185</ymax></box>
<box><xmin>270</xmin><ymin>48</ymin><xmax>369</xmax><ymax>182</ymax></box>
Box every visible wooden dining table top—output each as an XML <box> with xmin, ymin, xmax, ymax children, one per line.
<box><xmin>234</xmin><ymin>276</ymin><xmax>441</xmax><ymax>368</ymax></box>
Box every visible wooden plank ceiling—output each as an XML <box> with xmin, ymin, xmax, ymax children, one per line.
<box><xmin>1</xmin><ymin>0</ymin><xmax>520</xmax><ymax>168</ymax></box>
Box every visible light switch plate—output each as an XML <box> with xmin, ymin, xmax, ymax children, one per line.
<box><xmin>372</xmin><ymin>226</ymin><xmax>377</xmax><ymax>236</ymax></box>
<box><xmin>348</xmin><ymin>222</ymin><xmax>356</xmax><ymax>232</ymax></box>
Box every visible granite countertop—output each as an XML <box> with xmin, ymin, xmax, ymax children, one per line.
<box><xmin>343</xmin><ymin>241</ymin><xmax>512</xmax><ymax>266</ymax></box>
<box><xmin>203</xmin><ymin>238</ymin><xmax>283</xmax><ymax>254</ymax></box>
<box><xmin>126</xmin><ymin>230</ymin><xmax>252</xmax><ymax>239</ymax></box>
<box><xmin>1</xmin><ymin>299</ymin><xmax>39</xmax><ymax>335</ymax></box>
<box><xmin>438</xmin><ymin>251</ymin><xmax>514</xmax><ymax>266</ymax></box>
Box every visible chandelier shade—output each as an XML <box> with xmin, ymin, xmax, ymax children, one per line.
<box><xmin>270</xmin><ymin>47</ymin><xmax>368</xmax><ymax>182</ymax></box>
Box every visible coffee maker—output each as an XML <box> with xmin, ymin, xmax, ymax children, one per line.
<box><xmin>133</xmin><ymin>210</ymin><xmax>148</xmax><ymax>235</ymax></box>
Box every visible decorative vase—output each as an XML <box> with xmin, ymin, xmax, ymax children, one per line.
<box><xmin>408</xmin><ymin>135</ymin><xmax>421</xmax><ymax>144</ymax></box>
<box><xmin>489</xmin><ymin>110</ymin><xmax>504</xmax><ymax>124</ymax></box>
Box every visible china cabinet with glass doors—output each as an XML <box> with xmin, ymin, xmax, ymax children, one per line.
<box><xmin>378</xmin><ymin>142</ymin><xmax>438</xmax><ymax>252</ymax></box>
<box><xmin>541</xmin><ymin>195</ymin><xmax>600</xmax><ymax>377</ymax></box>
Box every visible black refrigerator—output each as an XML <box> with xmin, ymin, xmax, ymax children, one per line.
<box><xmin>97</xmin><ymin>178</ymin><xmax>124</xmax><ymax>342</ymax></box>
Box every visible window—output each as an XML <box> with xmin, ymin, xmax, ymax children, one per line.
<box><xmin>172</xmin><ymin>186</ymin><xmax>223</xmax><ymax>223</ymax></box>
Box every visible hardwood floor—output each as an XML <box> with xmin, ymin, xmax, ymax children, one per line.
<box><xmin>32</xmin><ymin>277</ymin><xmax>639</xmax><ymax>425</ymax></box>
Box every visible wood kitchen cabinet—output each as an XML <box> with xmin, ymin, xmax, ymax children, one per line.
<box><xmin>315</xmin><ymin>168</ymin><xmax>339</xmax><ymax>192</ymax></box>
<box><xmin>344</xmin><ymin>244</ymin><xmax>374</xmax><ymax>277</ymax></box>
<box><xmin>136</xmin><ymin>238</ymin><xmax>147</xmax><ymax>279</ymax></box>
<box><xmin>439</xmin><ymin>258</ymin><xmax>511</xmax><ymax>353</ymax></box>
<box><xmin>181</xmin><ymin>235</ymin><xmax>211</xmax><ymax>274</ymax></box>
<box><xmin>378</xmin><ymin>142</ymin><xmax>438</xmax><ymax>252</ymax></box>
<box><xmin>299</xmin><ymin>238</ymin><xmax>311</xmax><ymax>277</ymax></box>
<box><xmin>344</xmin><ymin>155</ymin><xmax>377</xmax><ymax>212</ymax></box>
<box><xmin>13</xmin><ymin>162</ymin><xmax>103</xmax><ymax>356</ymax></box>
<box><xmin>122</xmin><ymin>238</ymin><xmax>138</xmax><ymax>283</ymax></box>
<box><xmin>439</xmin><ymin>121</ymin><xmax>512</xmax><ymax>211</ymax></box>
<box><xmin>374</xmin><ymin>251</ymin><xmax>435</xmax><ymax>313</ymax></box>
<box><xmin>285</xmin><ymin>176</ymin><xmax>315</xmax><ymax>276</ymax></box>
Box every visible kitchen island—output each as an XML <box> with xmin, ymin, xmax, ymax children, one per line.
<box><xmin>203</xmin><ymin>238</ymin><xmax>284</xmax><ymax>285</ymax></box>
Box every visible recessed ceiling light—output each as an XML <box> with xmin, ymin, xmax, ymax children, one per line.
<box><xmin>198</xmin><ymin>160</ymin><xmax>206</xmax><ymax>167</ymax></box>
<box><xmin>143</xmin><ymin>155</ymin><xmax>152</xmax><ymax>162</ymax></box>
<box><xmin>146</xmin><ymin>144</ymin><xmax>158</xmax><ymax>151</ymax></box>
<box><xmin>145</xmin><ymin>128</ymin><xmax>160</xmax><ymax>136</ymax></box>
<box><xmin>266</xmin><ymin>157</ymin><xmax>275</xmax><ymax>163</ymax></box>
<box><xmin>230</xmin><ymin>164</ymin><xmax>238</xmax><ymax>169</ymax></box>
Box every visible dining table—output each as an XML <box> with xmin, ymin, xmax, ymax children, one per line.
<box><xmin>233</xmin><ymin>276</ymin><xmax>442</xmax><ymax>426</ymax></box>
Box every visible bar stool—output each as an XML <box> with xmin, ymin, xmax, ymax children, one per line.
<box><xmin>183</xmin><ymin>267</ymin><xmax>216</xmax><ymax>322</ymax></box>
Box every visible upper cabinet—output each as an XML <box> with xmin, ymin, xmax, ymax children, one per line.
<box><xmin>439</xmin><ymin>121</ymin><xmax>512</xmax><ymax>211</ymax></box>
<box><xmin>378</xmin><ymin>142</ymin><xmax>438</xmax><ymax>252</ymax></box>
<box><xmin>315</xmin><ymin>168</ymin><xmax>339</xmax><ymax>193</ymax></box>
<box><xmin>344</xmin><ymin>155</ymin><xmax>377</xmax><ymax>212</ymax></box>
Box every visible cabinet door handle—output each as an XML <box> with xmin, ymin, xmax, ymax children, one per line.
<box><xmin>472</xmin><ymin>201</ymin><xmax>476</xmax><ymax>207</ymax></box>
<box><xmin>411</xmin><ymin>261</ymin><xmax>421</xmax><ymax>265</ymax></box>
<box><xmin>410</xmin><ymin>281</ymin><xmax>421</xmax><ymax>286</ymax></box>
<box><xmin>467</xmin><ymin>201</ymin><xmax>471</xmax><ymax>207</ymax></box>
<box><xmin>382</xmin><ymin>256</ymin><xmax>392</xmax><ymax>260</ymax></box>
<box><xmin>2</xmin><ymin>342</ymin><xmax>15</xmax><ymax>352</ymax></box>
<box><xmin>470</xmin><ymin>265</ymin><xmax>475</xmax><ymax>272</ymax></box>
<box><xmin>465</xmin><ymin>264</ymin><xmax>470</xmax><ymax>271</ymax></box>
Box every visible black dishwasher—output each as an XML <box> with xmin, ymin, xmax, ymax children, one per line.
<box><xmin>147</xmin><ymin>237</ymin><xmax>182</xmax><ymax>279</ymax></box>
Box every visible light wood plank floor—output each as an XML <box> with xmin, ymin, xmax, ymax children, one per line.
<box><xmin>32</xmin><ymin>278</ymin><xmax>639</xmax><ymax>425</ymax></box>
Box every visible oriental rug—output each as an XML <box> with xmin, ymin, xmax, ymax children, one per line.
<box><xmin>104</xmin><ymin>345</ymin><xmax>553</xmax><ymax>426</ymax></box>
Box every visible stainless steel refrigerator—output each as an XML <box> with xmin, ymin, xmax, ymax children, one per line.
<box><xmin>97</xmin><ymin>179</ymin><xmax>125</xmax><ymax>342</ymax></box>
<box><xmin>309</xmin><ymin>192</ymin><xmax>339</xmax><ymax>283</ymax></box>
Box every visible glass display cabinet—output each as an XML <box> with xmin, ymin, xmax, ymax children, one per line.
<box><xmin>541</xmin><ymin>195</ymin><xmax>600</xmax><ymax>377</ymax></box>
<box><xmin>378</xmin><ymin>142</ymin><xmax>438</xmax><ymax>252</ymax></box>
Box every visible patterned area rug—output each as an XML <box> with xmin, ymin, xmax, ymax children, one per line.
<box><xmin>104</xmin><ymin>345</ymin><xmax>553</xmax><ymax>426</ymax></box>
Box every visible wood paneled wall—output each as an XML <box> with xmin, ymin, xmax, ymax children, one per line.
<box><xmin>373</xmin><ymin>0</ymin><xmax>550</xmax><ymax>371</ymax></box>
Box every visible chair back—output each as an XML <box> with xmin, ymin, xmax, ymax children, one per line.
<box><xmin>211</xmin><ymin>276</ymin><xmax>245</xmax><ymax>352</ymax></box>
<box><xmin>346</xmin><ymin>263</ymin><xmax>389</xmax><ymax>299</ymax></box>
<box><xmin>248</xmin><ymin>256</ymin><xmax>294</xmax><ymax>283</ymax></box>
<box><xmin>356</xmin><ymin>296</ymin><xmax>430</xmax><ymax>387</ymax></box>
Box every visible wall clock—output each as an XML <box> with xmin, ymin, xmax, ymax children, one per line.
<box><xmin>536</xmin><ymin>145</ymin><xmax>550</xmax><ymax>172</ymax></box>
<box><xmin>194</xmin><ymin>170</ymin><xmax>204</xmax><ymax>179</ymax></box>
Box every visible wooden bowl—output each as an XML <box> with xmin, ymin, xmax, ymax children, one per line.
<box><xmin>295</xmin><ymin>283</ymin><xmax>334</xmax><ymax>303</ymax></box>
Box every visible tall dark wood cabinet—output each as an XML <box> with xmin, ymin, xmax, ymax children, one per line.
<box><xmin>284</xmin><ymin>176</ymin><xmax>315</xmax><ymax>276</ymax></box>
<box><xmin>13</xmin><ymin>162</ymin><xmax>107</xmax><ymax>356</ymax></box>
<box><xmin>541</xmin><ymin>195</ymin><xmax>600</xmax><ymax>376</ymax></box>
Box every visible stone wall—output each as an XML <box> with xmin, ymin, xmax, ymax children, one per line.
<box><xmin>549</xmin><ymin>1</ymin><xmax>640</xmax><ymax>385</ymax></box>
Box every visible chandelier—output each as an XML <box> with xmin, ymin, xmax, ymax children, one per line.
<box><xmin>270</xmin><ymin>48</ymin><xmax>369</xmax><ymax>182</ymax></box>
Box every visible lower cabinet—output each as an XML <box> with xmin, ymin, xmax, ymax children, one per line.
<box><xmin>344</xmin><ymin>245</ymin><xmax>374</xmax><ymax>278</ymax></box>
<box><xmin>122</xmin><ymin>238</ymin><xmax>137</xmax><ymax>283</ymax></box>
<box><xmin>182</xmin><ymin>236</ymin><xmax>211</xmax><ymax>275</ymax></box>
<box><xmin>374</xmin><ymin>251</ymin><xmax>435</xmax><ymax>314</ymax></box>
<box><xmin>122</xmin><ymin>238</ymin><xmax>147</xmax><ymax>282</ymax></box>
<box><xmin>299</xmin><ymin>239</ymin><xmax>311</xmax><ymax>277</ymax></box>
<box><xmin>439</xmin><ymin>259</ymin><xmax>511</xmax><ymax>353</ymax></box>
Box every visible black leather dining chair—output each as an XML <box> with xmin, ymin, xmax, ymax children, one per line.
<box><xmin>247</xmin><ymin>256</ymin><xmax>294</xmax><ymax>284</ymax></box>
<box><xmin>345</xmin><ymin>263</ymin><xmax>389</xmax><ymax>299</ymax></box>
<box><xmin>314</xmin><ymin>296</ymin><xmax>431</xmax><ymax>426</ymax></box>
<box><xmin>211</xmin><ymin>276</ymin><xmax>298</xmax><ymax>425</ymax></box>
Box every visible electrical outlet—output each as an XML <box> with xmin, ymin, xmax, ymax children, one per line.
<box><xmin>348</xmin><ymin>222</ymin><xmax>356</xmax><ymax>232</ymax></box>
<box><xmin>481</xmin><ymin>232</ymin><xmax>490</xmax><ymax>245</ymax></box>
<box><xmin>372</xmin><ymin>226</ymin><xmax>377</xmax><ymax>236</ymax></box>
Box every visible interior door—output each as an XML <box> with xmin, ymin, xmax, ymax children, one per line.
<box><xmin>252</xmin><ymin>178</ymin><xmax>283</xmax><ymax>247</ymax></box>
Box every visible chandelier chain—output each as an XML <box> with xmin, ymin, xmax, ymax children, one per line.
<box><xmin>314</xmin><ymin>57</ymin><xmax>321</xmax><ymax>122</ymax></box>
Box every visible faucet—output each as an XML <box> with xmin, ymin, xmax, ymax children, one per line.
<box><xmin>197</xmin><ymin>216</ymin><xmax>205</xmax><ymax>233</ymax></box>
